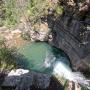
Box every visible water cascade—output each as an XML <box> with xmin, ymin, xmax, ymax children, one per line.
<box><xmin>18</xmin><ymin>42</ymin><xmax>90</xmax><ymax>89</ymax></box>
<box><xmin>43</xmin><ymin>52</ymin><xmax>90</xmax><ymax>89</ymax></box>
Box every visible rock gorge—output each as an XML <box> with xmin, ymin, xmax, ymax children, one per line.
<box><xmin>0</xmin><ymin>0</ymin><xmax>90</xmax><ymax>90</ymax></box>
<box><xmin>49</xmin><ymin>0</ymin><xmax>90</xmax><ymax>73</ymax></box>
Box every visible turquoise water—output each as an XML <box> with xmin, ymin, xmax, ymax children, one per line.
<box><xmin>17</xmin><ymin>42</ymin><xmax>70</xmax><ymax>74</ymax></box>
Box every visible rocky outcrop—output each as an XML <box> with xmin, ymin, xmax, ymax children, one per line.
<box><xmin>1</xmin><ymin>69</ymin><xmax>50</xmax><ymax>90</ymax></box>
<box><xmin>49</xmin><ymin>0</ymin><xmax>90</xmax><ymax>72</ymax></box>
<box><xmin>30</xmin><ymin>23</ymin><xmax>51</xmax><ymax>42</ymax></box>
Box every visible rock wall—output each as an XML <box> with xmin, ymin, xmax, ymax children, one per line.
<box><xmin>1</xmin><ymin>69</ymin><xmax>64</xmax><ymax>90</ymax></box>
<box><xmin>49</xmin><ymin>0</ymin><xmax>90</xmax><ymax>72</ymax></box>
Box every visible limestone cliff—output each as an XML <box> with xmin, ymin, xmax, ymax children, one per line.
<box><xmin>49</xmin><ymin>0</ymin><xmax>90</xmax><ymax>73</ymax></box>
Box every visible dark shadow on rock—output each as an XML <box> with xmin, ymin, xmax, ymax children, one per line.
<box><xmin>1</xmin><ymin>71</ymin><xmax>64</xmax><ymax>90</ymax></box>
<box><xmin>0</xmin><ymin>73</ymin><xmax>6</xmax><ymax>86</ymax></box>
<box><xmin>46</xmin><ymin>4</ymin><xmax>90</xmax><ymax>73</ymax></box>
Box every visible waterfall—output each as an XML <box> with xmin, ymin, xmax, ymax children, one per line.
<box><xmin>53</xmin><ymin>61</ymin><xmax>90</xmax><ymax>89</ymax></box>
<box><xmin>43</xmin><ymin>53</ymin><xmax>90</xmax><ymax>89</ymax></box>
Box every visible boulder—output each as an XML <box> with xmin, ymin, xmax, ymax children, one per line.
<box><xmin>1</xmin><ymin>69</ymin><xmax>50</xmax><ymax>90</ymax></box>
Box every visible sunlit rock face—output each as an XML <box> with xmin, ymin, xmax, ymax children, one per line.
<box><xmin>30</xmin><ymin>23</ymin><xmax>51</xmax><ymax>42</ymax></box>
<box><xmin>8</xmin><ymin>69</ymin><xmax>29</xmax><ymax>76</ymax></box>
<box><xmin>49</xmin><ymin>0</ymin><xmax>90</xmax><ymax>72</ymax></box>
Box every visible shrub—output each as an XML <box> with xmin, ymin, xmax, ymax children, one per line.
<box><xmin>0</xmin><ymin>0</ymin><xmax>63</xmax><ymax>27</ymax></box>
<box><xmin>21</xmin><ymin>32</ymin><xmax>31</xmax><ymax>40</ymax></box>
<box><xmin>1</xmin><ymin>0</ymin><xmax>20</xmax><ymax>28</ymax></box>
<box><xmin>0</xmin><ymin>39</ymin><xmax>17</xmax><ymax>73</ymax></box>
<box><xmin>27</xmin><ymin>0</ymin><xmax>63</xmax><ymax>24</ymax></box>
<box><xmin>27</xmin><ymin>0</ymin><xmax>48</xmax><ymax>24</ymax></box>
<box><xmin>55</xmin><ymin>5</ymin><xmax>63</xmax><ymax>16</ymax></box>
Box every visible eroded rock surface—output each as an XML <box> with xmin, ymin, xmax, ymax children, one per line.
<box><xmin>49</xmin><ymin>0</ymin><xmax>90</xmax><ymax>72</ymax></box>
<box><xmin>30</xmin><ymin>23</ymin><xmax>51</xmax><ymax>42</ymax></box>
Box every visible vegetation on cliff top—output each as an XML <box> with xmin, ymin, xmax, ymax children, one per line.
<box><xmin>0</xmin><ymin>0</ymin><xmax>20</xmax><ymax>27</ymax></box>
<box><xmin>0</xmin><ymin>0</ymin><xmax>63</xmax><ymax>27</ymax></box>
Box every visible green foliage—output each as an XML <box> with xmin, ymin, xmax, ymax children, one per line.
<box><xmin>27</xmin><ymin>0</ymin><xmax>63</xmax><ymax>24</ymax></box>
<box><xmin>0</xmin><ymin>39</ymin><xmax>17</xmax><ymax>72</ymax></box>
<box><xmin>55</xmin><ymin>6</ymin><xmax>63</xmax><ymax>16</ymax></box>
<box><xmin>0</xmin><ymin>0</ymin><xmax>5</xmax><ymax>27</ymax></box>
<box><xmin>21</xmin><ymin>32</ymin><xmax>31</xmax><ymax>40</ymax></box>
<box><xmin>27</xmin><ymin>0</ymin><xmax>48</xmax><ymax>24</ymax></box>
<box><xmin>0</xmin><ymin>0</ymin><xmax>63</xmax><ymax>27</ymax></box>
<box><xmin>0</xmin><ymin>18</ymin><xmax>4</xmax><ymax>27</ymax></box>
<box><xmin>1</xmin><ymin>0</ymin><xmax>20</xmax><ymax>28</ymax></box>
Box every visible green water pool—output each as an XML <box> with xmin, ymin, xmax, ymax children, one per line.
<box><xmin>17</xmin><ymin>42</ymin><xmax>70</xmax><ymax>74</ymax></box>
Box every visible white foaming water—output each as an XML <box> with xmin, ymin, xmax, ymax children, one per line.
<box><xmin>43</xmin><ymin>52</ymin><xmax>56</xmax><ymax>68</ymax></box>
<box><xmin>53</xmin><ymin>61</ymin><xmax>89</xmax><ymax>87</ymax></box>
<box><xmin>43</xmin><ymin>53</ymin><xmax>90</xmax><ymax>89</ymax></box>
